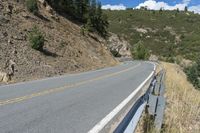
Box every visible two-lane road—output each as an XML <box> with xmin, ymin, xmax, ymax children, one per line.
<box><xmin>0</xmin><ymin>61</ymin><xmax>154</xmax><ymax>133</ymax></box>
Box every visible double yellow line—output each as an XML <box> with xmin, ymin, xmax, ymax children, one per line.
<box><xmin>0</xmin><ymin>63</ymin><xmax>141</xmax><ymax>106</ymax></box>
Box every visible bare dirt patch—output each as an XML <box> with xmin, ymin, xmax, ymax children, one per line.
<box><xmin>0</xmin><ymin>0</ymin><xmax>117</xmax><ymax>84</ymax></box>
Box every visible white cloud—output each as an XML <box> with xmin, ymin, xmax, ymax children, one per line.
<box><xmin>189</xmin><ymin>5</ymin><xmax>200</xmax><ymax>14</ymax></box>
<box><xmin>135</xmin><ymin>0</ymin><xmax>187</xmax><ymax>11</ymax></box>
<box><xmin>102</xmin><ymin>0</ymin><xmax>200</xmax><ymax>14</ymax></box>
<box><xmin>182</xmin><ymin>0</ymin><xmax>191</xmax><ymax>4</ymax></box>
<box><xmin>102</xmin><ymin>4</ymin><xmax>126</xmax><ymax>10</ymax></box>
<box><xmin>135</xmin><ymin>0</ymin><xmax>200</xmax><ymax>14</ymax></box>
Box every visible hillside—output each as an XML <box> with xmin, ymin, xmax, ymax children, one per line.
<box><xmin>104</xmin><ymin>9</ymin><xmax>200</xmax><ymax>62</ymax></box>
<box><xmin>0</xmin><ymin>0</ymin><xmax>117</xmax><ymax>84</ymax></box>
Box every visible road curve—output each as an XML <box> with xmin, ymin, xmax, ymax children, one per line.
<box><xmin>0</xmin><ymin>61</ymin><xmax>154</xmax><ymax>133</ymax></box>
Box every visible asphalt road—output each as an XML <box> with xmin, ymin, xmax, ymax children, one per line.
<box><xmin>0</xmin><ymin>61</ymin><xmax>154</xmax><ymax>133</ymax></box>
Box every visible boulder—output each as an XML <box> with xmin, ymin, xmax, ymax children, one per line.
<box><xmin>8</xmin><ymin>60</ymin><xmax>16</xmax><ymax>76</ymax></box>
<box><xmin>0</xmin><ymin>15</ymin><xmax>9</xmax><ymax>23</ymax></box>
<box><xmin>149</xmin><ymin>55</ymin><xmax>158</xmax><ymax>61</ymax></box>
<box><xmin>6</xmin><ymin>4</ymin><xmax>13</xmax><ymax>14</ymax></box>
<box><xmin>21</xmin><ymin>12</ymin><xmax>29</xmax><ymax>19</ymax></box>
<box><xmin>46</xmin><ymin>5</ymin><xmax>54</xmax><ymax>15</ymax></box>
<box><xmin>107</xmin><ymin>33</ymin><xmax>131</xmax><ymax>58</ymax></box>
<box><xmin>0</xmin><ymin>71</ymin><xmax>9</xmax><ymax>82</ymax></box>
<box><xmin>38</xmin><ymin>0</ymin><xmax>46</xmax><ymax>6</ymax></box>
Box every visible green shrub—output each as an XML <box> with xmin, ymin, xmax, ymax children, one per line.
<box><xmin>185</xmin><ymin>64</ymin><xmax>200</xmax><ymax>90</ymax></box>
<box><xmin>104</xmin><ymin>10</ymin><xmax>200</xmax><ymax>62</ymax></box>
<box><xmin>197</xmin><ymin>57</ymin><xmax>200</xmax><ymax>77</ymax></box>
<box><xmin>26</xmin><ymin>0</ymin><xmax>38</xmax><ymax>14</ymax></box>
<box><xmin>80</xmin><ymin>26</ymin><xmax>87</xmax><ymax>36</ymax></box>
<box><xmin>28</xmin><ymin>26</ymin><xmax>45</xmax><ymax>51</ymax></box>
<box><xmin>166</xmin><ymin>56</ymin><xmax>175</xmax><ymax>63</ymax></box>
<box><xmin>132</xmin><ymin>41</ymin><xmax>150</xmax><ymax>60</ymax></box>
<box><xmin>111</xmin><ymin>50</ymin><xmax>121</xmax><ymax>57</ymax></box>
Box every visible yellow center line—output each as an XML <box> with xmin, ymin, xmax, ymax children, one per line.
<box><xmin>0</xmin><ymin>63</ymin><xmax>141</xmax><ymax>106</ymax></box>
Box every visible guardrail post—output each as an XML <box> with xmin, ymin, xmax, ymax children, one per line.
<box><xmin>147</xmin><ymin>70</ymin><xmax>166</xmax><ymax>132</ymax></box>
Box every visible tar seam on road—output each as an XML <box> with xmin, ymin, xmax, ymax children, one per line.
<box><xmin>0</xmin><ymin>63</ymin><xmax>141</xmax><ymax>107</ymax></box>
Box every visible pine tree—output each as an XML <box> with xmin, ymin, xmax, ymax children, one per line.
<box><xmin>81</xmin><ymin>0</ymin><xmax>89</xmax><ymax>21</ymax></box>
<box><xmin>185</xmin><ymin>6</ymin><xmax>188</xmax><ymax>12</ymax></box>
<box><xmin>75</xmin><ymin>0</ymin><xmax>83</xmax><ymax>21</ymax></box>
<box><xmin>177</xmin><ymin>8</ymin><xmax>180</xmax><ymax>13</ymax></box>
<box><xmin>196</xmin><ymin>57</ymin><xmax>200</xmax><ymax>77</ymax></box>
<box><xmin>46</xmin><ymin>0</ymin><xmax>109</xmax><ymax>37</ymax></box>
<box><xmin>132</xmin><ymin>41</ymin><xmax>150</xmax><ymax>60</ymax></box>
<box><xmin>95</xmin><ymin>2</ymin><xmax>108</xmax><ymax>37</ymax></box>
<box><xmin>86</xmin><ymin>0</ymin><xmax>96</xmax><ymax>31</ymax></box>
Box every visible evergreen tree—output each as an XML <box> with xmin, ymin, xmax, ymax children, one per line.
<box><xmin>185</xmin><ymin>6</ymin><xmax>188</xmax><ymax>12</ymax></box>
<box><xmin>132</xmin><ymin>41</ymin><xmax>150</xmax><ymax>60</ymax></box>
<box><xmin>86</xmin><ymin>0</ymin><xmax>96</xmax><ymax>31</ymax></box>
<box><xmin>185</xmin><ymin>64</ymin><xmax>199</xmax><ymax>88</ymax></box>
<box><xmin>196</xmin><ymin>57</ymin><xmax>200</xmax><ymax>77</ymax></box>
<box><xmin>46</xmin><ymin>0</ymin><xmax>109</xmax><ymax>37</ymax></box>
<box><xmin>177</xmin><ymin>8</ymin><xmax>180</xmax><ymax>13</ymax></box>
<box><xmin>95</xmin><ymin>2</ymin><xmax>108</xmax><ymax>37</ymax></box>
<box><xmin>82</xmin><ymin>0</ymin><xmax>90</xmax><ymax>21</ymax></box>
<box><xmin>75</xmin><ymin>0</ymin><xmax>84</xmax><ymax>21</ymax></box>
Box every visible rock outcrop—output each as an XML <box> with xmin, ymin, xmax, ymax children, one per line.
<box><xmin>107</xmin><ymin>33</ymin><xmax>132</xmax><ymax>58</ymax></box>
<box><xmin>0</xmin><ymin>71</ymin><xmax>9</xmax><ymax>83</ymax></box>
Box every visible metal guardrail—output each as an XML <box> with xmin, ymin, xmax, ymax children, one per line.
<box><xmin>88</xmin><ymin>63</ymin><xmax>156</xmax><ymax>133</ymax></box>
<box><xmin>114</xmin><ymin>69</ymin><xmax>166</xmax><ymax>133</ymax></box>
<box><xmin>149</xmin><ymin>70</ymin><xmax>166</xmax><ymax>132</ymax></box>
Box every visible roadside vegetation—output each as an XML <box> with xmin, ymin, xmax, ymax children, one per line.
<box><xmin>25</xmin><ymin>0</ymin><xmax>109</xmax><ymax>37</ymax></box>
<box><xmin>26</xmin><ymin>0</ymin><xmax>38</xmax><ymax>14</ymax></box>
<box><xmin>104</xmin><ymin>9</ymin><xmax>200</xmax><ymax>61</ymax></box>
<box><xmin>184</xmin><ymin>58</ymin><xmax>200</xmax><ymax>90</ymax></box>
<box><xmin>132</xmin><ymin>41</ymin><xmax>150</xmax><ymax>60</ymax></box>
<box><xmin>28</xmin><ymin>26</ymin><xmax>45</xmax><ymax>51</ymax></box>
<box><xmin>46</xmin><ymin>0</ymin><xmax>109</xmax><ymax>37</ymax></box>
<box><xmin>105</xmin><ymin>8</ymin><xmax>200</xmax><ymax>90</ymax></box>
<box><xmin>162</xmin><ymin>62</ymin><xmax>200</xmax><ymax>133</ymax></box>
<box><xmin>136</xmin><ymin>63</ymin><xmax>200</xmax><ymax>133</ymax></box>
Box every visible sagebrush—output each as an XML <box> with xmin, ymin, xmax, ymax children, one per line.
<box><xmin>26</xmin><ymin>0</ymin><xmax>38</xmax><ymax>14</ymax></box>
<box><xmin>28</xmin><ymin>26</ymin><xmax>45</xmax><ymax>51</ymax></box>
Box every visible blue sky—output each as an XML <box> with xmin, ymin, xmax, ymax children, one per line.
<box><xmin>100</xmin><ymin>0</ymin><xmax>200</xmax><ymax>7</ymax></box>
<box><xmin>100</xmin><ymin>0</ymin><xmax>200</xmax><ymax>13</ymax></box>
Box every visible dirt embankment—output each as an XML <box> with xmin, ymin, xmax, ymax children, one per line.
<box><xmin>0</xmin><ymin>0</ymin><xmax>117</xmax><ymax>84</ymax></box>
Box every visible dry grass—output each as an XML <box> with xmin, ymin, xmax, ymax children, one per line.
<box><xmin>136</xmin><ymin>62</ymin><xmax>200</xmax><ymax>133</ymax></box>
<box><xmin>162</xmin><ymin>62</ymin><xmax>200</xmax><ymax>133</ymax></box>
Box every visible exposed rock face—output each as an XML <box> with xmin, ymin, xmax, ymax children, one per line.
<box><xmin>38</xmin><ymin>0</ymin><xmax>46</xmax><ymax>5</ymax></box>
<box><xmin>149</xmin><ymin>55</ymin><xmax>158</xmax><ymax>61</ymax></box>
<box><xmin>107</xmin><ymin>33</ymin><xmax>132</xmax><ymax>58</ymax></box>
<box><xmin>0</xmin><ymin>71</ymin><xmax>9</xmax><ymax>83</ymax></box>
<box><xmin>135</xmin><ymin>28</ymin><xmax>148</xmax><ymax>34</ymax></box>
<box><xmin>38</xmin><ymin>0</ymin><xmax>53</xmax><ymax>15</ymax></box>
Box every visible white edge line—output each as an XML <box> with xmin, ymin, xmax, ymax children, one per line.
<box><xmin>88</xmin><ymin>62</ymin><xmax>156</xmax><ymax>133</ymax></box>
<box><xmin>124</xmin><ymin>102</ymin><xmax>147</xmax><ymax>133</ymax></box>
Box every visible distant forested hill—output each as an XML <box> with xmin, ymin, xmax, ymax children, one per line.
<box><xmin>104</xmin><ymin>9</ymin><xmax>200</xmax><ymax>61</ymax></box>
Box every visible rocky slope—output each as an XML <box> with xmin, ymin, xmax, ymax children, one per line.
<box><xmin>0</xmin><ymin>0</ymin><xmax>117</xmax><ymax>84</ymax></box>
<box><xmin>107</xmin><ymin>33</ymin><xmax>132</xmax><ymax>58</ymax></box>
